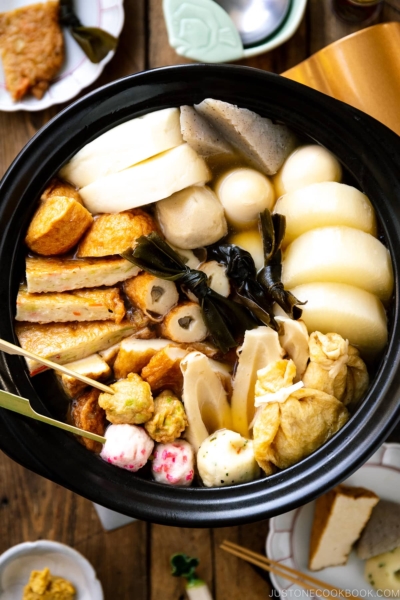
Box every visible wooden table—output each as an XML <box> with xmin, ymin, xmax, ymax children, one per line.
<box><xmin>1</xmin><ymin>2</ymin><xmax>400</xmax><ymax>598</ymax></box>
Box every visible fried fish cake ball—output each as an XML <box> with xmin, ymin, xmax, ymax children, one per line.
<box><xmin>100</xmin><ymin>423</ymin><xmax>154</xmax><ymax>471</ymax></box>
<box><xmin>71</xmin><ymin>388</ymin><xmax>106</xmax><ymax>453</ymax></box>
<box><xmin>145</xmin><ymin>390</ymin><xmax>188</xmax><ymax>443</ymax></box>
<box><xmin>152</xmin><ymin>440</ymin><xmax>194</xmax><ymax>486</ymax></box>
<box><xmin>98</xmin><ymin>372</ymin><xmax>154</xmax><ymax>425</ymax></box>
<box><xmin>25</xmin><ymin>196</ymin><xmax>93</xmax><ymax>255</ymax></box>
<box><xmin>77</xmin><ymin>208</ymin><xmax>156</xmax><ymax>257</ymax></box>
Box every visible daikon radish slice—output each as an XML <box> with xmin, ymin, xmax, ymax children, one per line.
<box><xmin>231</xmin><ymin>327</ymin><xmax>283</xmax><ymax>437</ymax></box>
<box><xmin>274</xmin><ymin>182</ymin><xmax>377</xmax><ymax>245</ymax></box>
<box><xmin>282</xmin><ymin>226</ymin><xmax>393</xmax><ymax>302</ymax></box>
<box><xmin>79</xmin><ymin>144</ymin><xmax>211</xmax><ymax>214</ymax></box>
<box><xmin>60</xmin><ymin>108</ymin><xmax>183</xmax><ymax>188</ymax></box>
<box><xmin>290</xmin><ymin>282</ymin><xmax>388</xmax><ymax>359</ymax></box>
<box><xmin>273</xmin><ymin>145</ymin><xmax>342</xmax><ymax>197</ymax></box>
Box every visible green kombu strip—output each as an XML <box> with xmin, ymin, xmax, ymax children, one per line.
<box><xmin>121</xmin><ymin>233</ymin><xmax>258</xmax><ymax>354</ymax></box>
<box><xmin>60</xmin><ymin>0</ymin><xmax>117</xmax><ymax>63</ymax></box>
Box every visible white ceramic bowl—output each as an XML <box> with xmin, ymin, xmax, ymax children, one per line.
<box><xmin>0</xmin><ymin>541</ymin><xmax>103</xmax><ymax>600</ymax></box>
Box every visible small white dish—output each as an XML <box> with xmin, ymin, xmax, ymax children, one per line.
<box><xmin>0</xmin><ymin>0</ymin><xmax>124</xmax><ymax>112</ymax></box>
<box><xmin>0</xmin><ymin>540</ymin><xmax>103</xmax><ymax>599</ymax></box>
<box><xmin>267</xmin><ymin>443</ymin><xmax>400</xmax><ymax>597</ymax></box>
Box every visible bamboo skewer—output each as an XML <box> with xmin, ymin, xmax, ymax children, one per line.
<box><xmin>0</xmin><ymin>338</ymin><xmax>114</xmax><ymax>394</ymax></box>
<box><xmin>220</xmin><ymin>541</ymin><xmax>359</xmax><ymax>599</ymax></box>
<box><xmin>0</xmin><ymin>389</ymin><xmax>106</xmax><ymax>444</ymax></box>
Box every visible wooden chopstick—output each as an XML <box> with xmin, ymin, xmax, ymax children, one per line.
<box><xmin>220</xmin><ymin>541</ymin><xmax>359</xmax><ymax>599</ymax></box>
<box><xmin>0</xmin><ymin>338</ymin><xmax>114</xmax><ymax>394</ymax></box>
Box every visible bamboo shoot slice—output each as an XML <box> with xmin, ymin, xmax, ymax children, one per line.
<box><xmin>231</xmin><ymin>327</ymin><xmax>283</xmax><ymax>437</ymax></box>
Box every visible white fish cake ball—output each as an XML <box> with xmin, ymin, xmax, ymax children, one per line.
<box><xmin>365</xmin><ymin>547</ymin><xmax>400</xmax><ymax>592</ymax></box>
<box><xmin>156</xmin><ymin>185</ymin><xmax>227</xmax><ymax>249</ymax></box>
<box><xmin>228</xmin><ymin>229</ymin><xmax>264</xmax><ymax>271</ymax></box>
<box><xmin>100</xmin><ymin>423</ymin><xmax>154</xmax><ymax>471</ymax></box>
<box><xmin>215</xmin><ymin>168</ymin><xmax>275</xmax><ymax>228</ymax></box>
<box><xmin>274</xmin><ymin>145</ymin><xmax>342</xmax><ymax>197</ymax></box>
<box><xmin>197</xmin><ymin>429</ymin><xmax>260</xmax><ymax>487</ymax></box>
<box><xmin>152</xmin><ymin>440</ymin><xmax>195</xmax><ymax>486</ymax></box>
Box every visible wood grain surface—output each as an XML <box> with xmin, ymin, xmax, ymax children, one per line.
<box><xmin>1</xmin><ymin>1</ymin><xmax>400</xmax><ymax>599</ymax></box>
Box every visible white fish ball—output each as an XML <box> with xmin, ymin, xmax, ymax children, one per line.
<box><xmin>215</xmin><ymin>168</ymin><xmax>275</xmax><ymax>228</ymax></box>
<box><xmin>100</xmin><ymin>424</ymin><xmax>154</xmax><ymax>471</ymax></box>
<box><xmin>197</xmin><ymin>429</ymin><xmax>260</xmax><ymax>487</ymax></box>
<box><xmin>274</xmin><ymin>145</ymin><xmax>342</xmax><ymax>197</ymax></box>
<box><xmin>152</xmin><ymin>440</ymin><xmax>195</xmax><ymax>486</ymax></box>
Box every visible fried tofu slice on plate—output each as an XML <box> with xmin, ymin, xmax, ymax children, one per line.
<box><xmin>0</xmin><ymin>1</ymin><xmax>64</xmax><ymax>101</ymax></box>
<box><xmin>16</xmin><ymin>286</ymin><xmax>126</xmax><ymax>324</ymax></box>
<box><xmin>15</xmin><ymin>320</ymin><xmax>137</xmax><ymax>375</ymax></box>
<box><xmin>26</xmin><ymin>256</ymin><xmax>139</xmax><ymax>293</ymax></box>
<box><xmin>77</xmin><ymin>208</ymin><xmax>156</xmax><ymax>257</ymax></box>
<box><xmin>71</xmin><ymin>388</ymin><xmax>106</xmax><ymax>453</ymax></box>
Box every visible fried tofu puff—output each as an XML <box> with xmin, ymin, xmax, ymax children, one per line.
<box><xmin>98</xmin><ymin>372</ymin><xmax>154</xmax><ymax>425</ymax></box>
<box><xmin>71</xmin><ymin>388</ymin><xmax>106</xmax><ymax>453</ymax></box>
<box><xmin>77</xmin><ymin>208</ymin><xmax>156</xmax><ymax>258</ymax></box>
<box><xmin>124</xmin><ymin>273</ymin><xmax>179</xmax><ymax>321</ymax></box>
<box><xmin>25</xmin><ymin>195</ymin><xmax>93</xmax><ymax>256</ymax></box>
<box><xmin>141</xmin><ymin>346</ymin><xmax>188</xmax><ymax>394</ymax></box>
<box><xmin>40</xmin><ymin>178</ymin><xmax>82</xmax><ymax>203</ymax></box>
<box><xmin>145</xmin><ymin>390</ymin><xmax>188</xmax><ymax>443</ymax></box>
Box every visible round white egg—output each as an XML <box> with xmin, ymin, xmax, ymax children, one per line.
<box><xmin>229</xmin><ymin>229</ymin><xmax>264</xmax><ymax>271</ymax></box>
<box><xmin>215</xmin><ymin>168</ymin><xmax>275</xmax><ymax>228</ymax></box>
<box><xmin>273</xmin><ymin>145</ymin><xmax>342</xmax><ymax>197</ymax></box>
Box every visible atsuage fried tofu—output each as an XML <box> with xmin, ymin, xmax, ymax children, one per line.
<box><xmin>41</xmin><ymin>178</ymin><xmax>82</xmax><ymax>203</ymax></box>
<box><xmin>25</xmin><ymin>195</ymin><xmax>93</xmax><ymax>255</ymax></box>
<box><xmin>71</xmin><ymin>388</ymin><xmax>106</xmax><ymax>453</ymax></box>
<box><xmin>59</xmin><ymin>354</ymin><xmax>111</xmax><ymax>398</ymax></box>
<box><xmin>77</xmin><ymin>208</ymin><xmax>156</xmax><ymax>257</ymax></box>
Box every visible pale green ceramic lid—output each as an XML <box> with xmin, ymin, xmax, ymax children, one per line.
<box><xmin>163</xmin><ymin>0</ymin><xmax>308</xmax><ymax>63</ymax></box>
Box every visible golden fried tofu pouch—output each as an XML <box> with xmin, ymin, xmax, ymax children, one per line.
<box><xmin>302</xmin><ymin>332</ymin><xmax>369</xmax><ymax>406</ymax></box>
<box><xmin>145</xmin><ymin>389</ymin><xmax>188</xmax><ymax>443</ymax></box>
<box><xmin>25</xmin><ymin>196</ymin><xmax>93</xmax><ymax>255</ymax></box>
<box><xmin>253</xmin><ymin>360</ymin><xmax>349</xmax><ymax>475</ymax></box>
<box><xmin>141</xmin><ymin>346</ymin><xmax>188</xmax><ymax>394</ymax></box>
<box><xmin>77</xmin><ymin>208</ymin><xmax>156</xmax><ymax>257</ymax></box>
<box><xmin>71</xmin><ymin>388</ymin><xmax>106</xmax><ymax>454</ymax></box>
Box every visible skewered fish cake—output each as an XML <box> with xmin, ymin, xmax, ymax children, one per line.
<box><xmin>161</xmin><ymin>302</ymin><xmax>208</xmax><ymax>344</ymax></box>
<box><xmin>124</xmin><ymin>272</ymin><xmax>179</xmax><ymax>320</ymax></box>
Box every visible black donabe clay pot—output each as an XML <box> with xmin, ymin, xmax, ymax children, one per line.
<box><xmin>0</xmin><ymin>65</ymin><xmax>400</xmax><ymax>527</ymax></box>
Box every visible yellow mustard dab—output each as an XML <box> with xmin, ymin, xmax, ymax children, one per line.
<box><xmin>23</xmin><ymin>567</ymin><xmax>75</xmax><ymax>600</ymax></box>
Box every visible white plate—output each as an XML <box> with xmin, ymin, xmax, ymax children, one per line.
<box><xmin>0</xmin><ymin>0</ymin><xmax>124</xmax><ymax>111</ymax></box>
<box><xmin>0</xmin><ymin>540</ymin><xmax>103</xmax><ymax>599</ymax></box>
<box><xmin>267</xmin><ymin>443</ymin><xmax>400</xmax><ymax>597</ymax></box>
